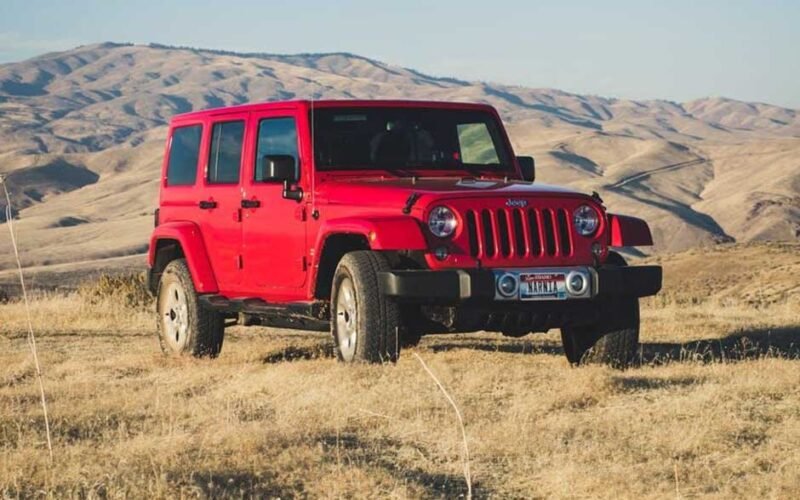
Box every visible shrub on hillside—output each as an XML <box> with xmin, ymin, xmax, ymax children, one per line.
<box><xmin>78</xmin><ymin>273</ymin><xmax>152</xmax><ymax>310</ymax></box>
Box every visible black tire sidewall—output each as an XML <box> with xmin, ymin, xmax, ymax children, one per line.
<box><xmin>156</xmin><ymin>259</ymin><xmax>223</xmax><ymax>358</ymax></box>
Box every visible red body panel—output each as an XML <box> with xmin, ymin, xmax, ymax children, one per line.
<box><xmin>152</xmin><ymin>99</ymin><xmax>655</xmax><ymax>304</ymax></box>
<box><xmin>608</xmin><ymin>214</ymin><xmax>654</xmax><ymax>247</ymax></box>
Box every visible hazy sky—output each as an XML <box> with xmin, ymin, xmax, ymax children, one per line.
<box><xmin>1</xmin><ymin>0</ymin><xmax>798</xmax><ymax>107</ymax></box>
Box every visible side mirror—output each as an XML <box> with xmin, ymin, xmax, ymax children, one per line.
<box><xmin>260</xmin><ymin>155</ymin><xmax>303</xmax><ymax>202</ymax></box>
<box><xmin>517</xmin><ymin>156</ymin><xmax>535</xmax><ymax>182</ymax></box>
<box><xmin>260</xmin><ymin>155</ymin><xmax>297</xmax><ymax>183</ymax></box>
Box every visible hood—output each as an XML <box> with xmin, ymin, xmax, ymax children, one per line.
<box><xmin>315</xmin><ymin>176</ymin><xmax>590</xmax><ymax>211</ymax></box>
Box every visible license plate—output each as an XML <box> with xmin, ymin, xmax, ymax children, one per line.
<box><xmin>519</xmin><ymin>273</ymin><xmax>567</xmax><ymax>300</ymax></box>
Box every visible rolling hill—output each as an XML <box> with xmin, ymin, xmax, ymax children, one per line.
<box><xmin>0</xmin><ymin>42</ymin><xmax>798</xmax><ymax>274</ymax></box>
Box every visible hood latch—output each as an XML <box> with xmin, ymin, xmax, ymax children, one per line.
<box><xmin>402</xmin><ymin>192</ymin><xmax>421</xmax><ymax>215</ymax></box>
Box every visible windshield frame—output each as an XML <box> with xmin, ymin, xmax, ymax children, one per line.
<box><xmin>309</xmin><ymin>104</ymin><xmax>517</xmax><ymax>176</ymax></box>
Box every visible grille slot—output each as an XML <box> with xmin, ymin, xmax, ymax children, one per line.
<box><xmin>556</xmin><ymin>209</ymin><xmax>572</xmax><ymax>256</ymax></box>
<box><xmin>542</xmin><ymin>209</ymin><xmax>556</xmax><ymax>256</ymax></box>
<box><xmin>512</xmin><ymin>209</ymin><xmax>526</xmax><ymax>256</ymax></box>
<box><xmin>497</xmin><ymin>210</ymin><xmax>511</xmax><ymax>257</ymax></box>
<box><xmin>481</xmin><ymin>209</ymin><xmax>496</xmax><ymax>257</ymax></box>
<box><xmin>527</xmin><ymin>209</ymin><xmax>542</xmax><ymax>256</ymax></box>
<box><xmin>466</xmin><ymin>210</ymin><xmax>479</xmax><ymax>257</ymax></box>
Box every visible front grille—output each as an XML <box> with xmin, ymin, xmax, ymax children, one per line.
<box><xmin>465</xmin><ymin>207</ymin><xmax>573</xmax><ymax>259</ymax></box>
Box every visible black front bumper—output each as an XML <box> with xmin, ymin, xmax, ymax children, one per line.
<box><xmin>379</xmin><ymin>265</ymin><xmax>662</xmax><ymax>302</ymax></box>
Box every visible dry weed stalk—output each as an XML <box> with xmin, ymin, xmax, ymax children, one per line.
<box><xmin>1</xmin><ymin>175</ymin><xmax>53</xmax><ymax>461</ymax></box>
<box><xmin>413</xmin><ymin>352</ymin><xmax>472</xmax><ymax>500</ymax></box>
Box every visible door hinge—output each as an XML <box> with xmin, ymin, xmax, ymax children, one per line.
<box><xmin>302</xmin><ymin>256</ymin><xmax>308</xmax><ymax>271</ymax></box>
<box><xmin>237</xmin><ymin>255</ymin><xmax>243</xmax><ymax>269</ymax></box>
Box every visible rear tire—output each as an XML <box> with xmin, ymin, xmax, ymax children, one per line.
<box><xmin>156</xmin><ymin>259</ymin><xmax>224</xmax><ymax>358</ymax></box>
<box><xmin>560</xmin><ymin>251</ymin><xmax>639</xmax><ymax>369</ymax></box>
<box><xmin>331</xmin><ymin>251</ymin><xmax>400</xmax><ymax>363</ymax></box>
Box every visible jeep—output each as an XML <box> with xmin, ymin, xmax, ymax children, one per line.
<box><xmin>148</xmin><ymin>100</ymin><xmax>662</xmax><ymax>367</ymax></box>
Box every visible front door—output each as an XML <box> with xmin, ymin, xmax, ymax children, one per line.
<box><xmin>241</xmin><ymin>109</ymin><xmax>308</xmax><ymax>297</ymax></box>
<box><xmin>196</xmin><ymin>113</ymin><xmax>248</xmax><ymax>295</ymax></box>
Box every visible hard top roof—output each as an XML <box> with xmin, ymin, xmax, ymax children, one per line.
<box><xmin>171</xmin><ymin>99</ymin><xmax>497</xmax><ymax>121</ymax></box>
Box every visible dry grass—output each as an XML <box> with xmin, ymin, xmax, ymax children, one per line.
<box><xmin>0</xmin><ymin>273</ymin><xmax>152</xmax><ymax>338</ymax></box>
<box><xmin>1</xmin><ymin>244</ymin><xmax>799</xmax><ymax>498</ymax></box>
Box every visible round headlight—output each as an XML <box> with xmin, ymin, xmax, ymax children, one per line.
<box><xmin>573</xmin><ymin>205</ymin><xmax>599</xmax><ymax>236</ymax></box>
<box><xmin>428</xmin><ymin>206</ymin><xmax>458</xmax><ymax>238</ymax></box>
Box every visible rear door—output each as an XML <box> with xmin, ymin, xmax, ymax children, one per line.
<box><xmin>196</xmin><ymin>112</ymin><xmax>248</xmax><ymax>294</ymax></box>
<box><xmin>160</xmin><ymin>121</ymin><xmax>204</xmax><ymax>227</ymax></box>
<box><xmin>240</xmin><ymin>108</ymin><xmax>308</xmax><ymax>297</ymax></box>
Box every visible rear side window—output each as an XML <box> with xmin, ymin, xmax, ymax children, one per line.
<box><xmin>166</xmin><ymin>125</ymin><xmax>202</xmax><ymax>186</ymax></box>
<box><xmin>255</xmin><ymin>117</ymin><xmax>299</xmax><ymax>181</ymax></box>
<box><xmin>208</xmin><ymin>121</ymin><xmax>245</xmax><ymax>184</ymax></box>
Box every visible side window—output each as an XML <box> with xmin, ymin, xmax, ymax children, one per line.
<box><xmin>255</xmin><ymin>117</ymin><xmax>299</xmax><ymax>181</ymax></box>
<box><xmin>457</xmin><ymin>123</ymin><xmax>500</xmax><ymax>164</ymax></box>
<box><xmin>166</xmin><ymin>125</ymin><xmax>202</xmax><ymax>186</ymax></box>
<box><xmin>208</xmin><ymin>120</ymin><xmax>245</xmax><ymax>184</ymax></box>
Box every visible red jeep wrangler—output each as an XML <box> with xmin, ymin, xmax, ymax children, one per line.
<box><xmin>148</xmin><ymin>100</ymin><xmax>661</xmax><ymax>367</ymax></box>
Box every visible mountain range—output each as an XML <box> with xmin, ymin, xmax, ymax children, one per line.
<box><xmin>0</xmin><ymin>42</ymin><xmax>798</xmax><ymax>274</ymax></box>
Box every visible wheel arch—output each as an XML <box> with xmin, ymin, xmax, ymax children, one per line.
<box><xmin>148</xmin><ymin>221</ymin><xmax>218</xmax><ymax>294</ymax></box>
<box><xmin>313</xmin><ymin>233</ymin><xmax>371</xmax><ymax>300</ymax></box>
<box><xmin>311</xmin><ymin>217</ymin><xmax>428</xmax><ymax>301</ymax></box>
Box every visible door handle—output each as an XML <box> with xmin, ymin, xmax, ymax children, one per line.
<box><xmin>198</xmin><ymin>200</ymin><xmax>217</xmax><ymax>209</ymax></box>
<box><xmin>241</xmin><ymin>199</ymin><xmax>261</xmax><ymax>209</ymax></box>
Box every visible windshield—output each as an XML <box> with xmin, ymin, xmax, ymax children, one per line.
<box><xmin>312</xmin><ymin>107</ymin><xmax>513</xmax><ymax>173</ymax></box>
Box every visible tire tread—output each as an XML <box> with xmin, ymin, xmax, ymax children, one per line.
<box><xmin>332</xmin><ymin>251</ymin><xmax>399</xmax><ymax>363</ymax></box>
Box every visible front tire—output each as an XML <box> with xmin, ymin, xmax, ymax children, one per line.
<box><xmin>560</xmin><ymin>251</ymin><xmax>639</xmax><ymax>369</ymax></box>
<box><xmin>331</xmin><ymin>251</ymin><xmax>400</xmax><ymax>363</ymax></box>
<box><xmin>560</xmin><ymin>297</ymin><xmax>639</xmax><ymax>368</ymax></box>
<box><xmin>156</xmin><ymin>259</ymin><xmax>224</xmax><ymax>358</ymax></box>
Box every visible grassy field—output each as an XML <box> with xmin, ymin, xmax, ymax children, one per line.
<box><xmin>1</xmin><ymin>243</ymin><xmax>798</xmax><ymax>498</ymax></box>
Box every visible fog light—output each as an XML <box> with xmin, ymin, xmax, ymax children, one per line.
<box><xmin>497</xmin><ymin>273</ymin><xmax>518</xmax><ymax>298</ymax></box>
<box><xmin>433</xmin><ymin>246</ymin><xmax>449</xmax><ymax>261</ymax></box>
<box><xmin>566</xmin><ymin>271</ymin><xmax>588</xmax><ymax>295</ymax></box>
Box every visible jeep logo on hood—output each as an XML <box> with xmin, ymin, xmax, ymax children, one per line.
<box><xmin>506</xmin><ymin>199</ymin><xmax>529</xmax><ymax>208</ymax></box>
